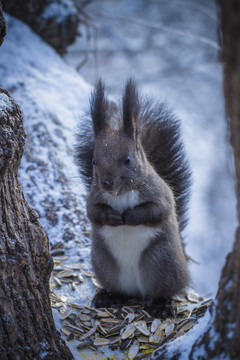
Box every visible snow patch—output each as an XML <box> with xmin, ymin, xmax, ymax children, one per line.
<box><xmin>0</xmin><ymin>92</ymin><xmax>12</xmax><ymax>111</ymax></box>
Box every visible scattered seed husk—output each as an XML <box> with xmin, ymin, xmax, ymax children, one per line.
<box><xmin>67</xmin><ymin>303</ymin><xmax>84</xmax><ymax>309</ymax></box>
<box><xmin>175</xmin><ymin>318</ymin><xmax>194</xmax><ymax>331</ymax></box>
<box><xmin>123</xmin><ymin>306</ymin><xmax>134</xmax><ymax>314</ymax></box>
<box><xmin>109</xmin><ymin>343</ymin><xmax>120</xmax><ymax>351</ymax></box>
<box><xmin>109</xmin><ymin>335</ymin><xmax>122</xmax><ymax>345</ymax></box>
<box><xmin>141</xmin><ymin>309</ymin><xmax>152</xmax><ymax>319</ymax></box>
<box><xmin>51</xmin><ymin>241</ymin><xmax>65</xmax><ymax>250</ymax></box>
<box><xmin>201</xmin><ymin>298</ymin><xmax>213</xmax><ymax>307</ymax></box>
<box><xmin>176</xmin><ymin>306</ymin><xmax>191</xmax><ymax>317</ymax></box>
<box><xmin>153</xmin><ymin>335</ymin><xmax>175</xmax><ymax>353</ymax></box>
<box><xmin>64</xmin><ymin>324</ymin><xmax>84</xmax><ymax>335</ymax></box>
<box><xmin>178</xmin><ymin>320</ymin><xmax>194</xmax><ymax>332</ymax></box>
<box><xmin>53</xmin><ymin>276</ymin><xmax>62</xmax><ymax>287</ymax></box>
<box><xmin>53</xmin><ymin>256</ymin><xmax>68</xmax><ymax>262</ymax></box>
<box><xmin>93</xmin><ymin>337</ymin><xmax>110</xmax><ymax>346</ymax></box>
<box><xmin>134</xmin><ymin>313</ymin><xmax>146</xmax><ymax>322</ymax></box>
<box><xmin>60</xmin><ymin>295</ymin><xmax>68</xmax><ymax>303</ymax></box>
<box><xmin>62</xmin><ymin>313</ymin><xmax>77</xmax><ymax>324</ymax></box>
<box><xmin>151</xmin><ymin>319</ymin><xmax>161</xmax><ymax>333</ymax></box>
<box><xmin>56</xmin><ymin>269</ymin><xmax>74</xmax><ymax>279</ymax></box>
<box><xmin>71</xmin><ymin>282</ymin><xmax>76</xmax><ymax>291</ymax></box>
<box><xmin>60</xmin><ymin>312</ymin><xmax>71</xmax><ymax>321</ymax></box>
<box><xmin>77</xmin><ymin>340</ymin><xmax>93</xmax><ymax>350</ymax></box>
<box><xmin>51</xmin><ymin>285</ymin><xmax>212</xmax><ymax>358</ymax></box>
<box><xmin>78</xmin><ymin>274</ymin><xmax>85</xmax><ymax>283</ymax></box>
<box><xmin>125</xmin><ymin>312</ymin><xmax>135</xmax><ymax>324</ymax></box>
<box><xmin>128</xmin><ymin>342</ymin><xmax>140</xmax><ymax>359</ymax></box>
<box><xmin>51</xmin><ymin>249</ymin><xmax>65</xmax><ymax>256</ymax></box>
<box><xmin>80</xmin><ymin>325</ymin><xmax>97</xmax><ymax>340</ymax></box>
<box><xmin>82</xmin><ymin>307</ymin><xmax>91</xmax><ymax>314</ymax></box>
<box><xmin>120</xmin><ymin>338</ymin><xmax>132</xmax><ymax>350</ymax></box>
<box><xmin>165</xmin><ymin>323</ymin><xmax>175</xmax><ymax>336</ymax></box>
<box><xmin>187</xmin><ymin>289</ymin><xmax>204</xmax><ymax>303</ymax></box>
<box><xmin>64</xmin><ymin>263</ymin><xmax>83</xmax><ymax>270</ymax></box>
<box><xmin>78</xmin><ymin>313</ymin><xmax>91</xmax><ymax>322</ymax></box>
<box><xmin>133</xmin><ymin>321</ymin><xmax>150</xmax><ymax>336</ymax></box>
<box><xmin>149</xmin><ymin>328</ymin><xmax>164</xmax><ymax>343</ymax></box>
<box><xmin>122</xmin><ymin>324</ymin><xmax>136</xmax><ymax>339</ymax></box>
<box><xmin>172</xmin><ymin>294</ymin><xmax>187</xmax><ymax>303</ymax></box>
<box><xmin>59</xmin><ymin>278</ymin><xmax>73</xmax><ymax>284</ymax></box>
<box><xmin>101</xmin><ymin>318</ymin><xmax>119</xmax><ymax>324</ymax></box>
<box><xmin>82</xmin><ymin>270</ymin><xmax>94</xmax><ymax>277</ymax></box>
<box><xmin>98</xmin><ymin>324</ymin><xmax>108</xmax><ymax>336</ymax></box>
<box><xmin>94</xmin><ymin>309</ymin><xmax>111</xmax><ymax>317</ymax></box>
<box><xmin>51</xmin><ymin>301</ymin><xmax>64</xmax><ymax>308</ymax></box>
<box><xmin>80</xmin><ymin>321</ymin><xmax>92</xmax><ymax>331</ymax></box>
<box><xmin>106</xmin><ymin>324</ymin><xmax>125</xmax><ymax>337</ymax></box>
<box><xmin>159</xmin><ymin>319</ymin><xmax>171</xmax><ymax>331</ymax></box>
<box><xmin>139</xmin><ymin>344</ymin><xmax>153</xmax><ymax>350</ymax></box>
<box><xmin>135</xmin><ymin>352</ymin><xmax>152</xmax><ymax>360</ymax></box>
<box><xmin>135</xmin><ymin>353</ymin><xmax>153</xmax><ymax>360</ymax></box>
<box><xmin>138</xmin><ymin>336</ymin><xmax>149</xmax><ymax>343</ymax></box>
<box><xmin>60</xmin><ymin>328</ymin><xmax>72</xmax><ymax>337</ymax></box>
<box><xmin>89</xmin><ymin>345</ymin><xmax>97</xmax><ymax>351</ymax></box>
<box><xmin>67</xmin><ymin>332</ymin><xmax>75</xmax><ymax>341</ymax></box>
<box><xmin>92</xmin><ymin>277</ymin><xmax>103</xmax><ymax>288</ymax></box>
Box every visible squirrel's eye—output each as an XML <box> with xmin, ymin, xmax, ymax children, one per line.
<box><xmin>92</xmin><ymin>159</ymin><xmax>95</xmax><ymax>166</ymax></box>
<box><xmin>125</xmin><ymin>156</ymin><xmax>131</xmax><ymax>164</ymax></box>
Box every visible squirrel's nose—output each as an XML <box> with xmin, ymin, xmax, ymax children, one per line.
<box><xmin>102</xmin><ymin>179</ymin><xmax>114</xmax><ymax>191</ymax></box>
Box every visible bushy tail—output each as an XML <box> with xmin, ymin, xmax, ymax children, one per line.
<box><xmin>74</xmin><ymin>112</ymin><xmax>94</xmax><ymax>188</ymax></box>
<box><xmin>139</xmin><ymin>99</ymin><xmax>192</xmax><ymax>231</ymax></box>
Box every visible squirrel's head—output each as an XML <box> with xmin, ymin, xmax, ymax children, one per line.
<box><xmin>90</xmin><ymin>79</ymin><xmax>145</xmax><ymax>196</ymax></box>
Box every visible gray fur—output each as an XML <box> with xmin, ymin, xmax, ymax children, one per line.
<box><xmin>76</xmin><ymin>79</ymin><xmax>191</xmax><ymax>300</ymax></box>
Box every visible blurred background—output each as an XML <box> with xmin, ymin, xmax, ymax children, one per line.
<box><xmin>64</xmin><ymin>0</ymin><xmax>237</xmax><ymax>296</ymax></box>
<box><xmin>1</xmin><ymin>0</ymin><xmax>237</xmax><ymax>297</ymax></box>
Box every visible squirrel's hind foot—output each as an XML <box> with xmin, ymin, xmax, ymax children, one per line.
<box><xmin>92</xmin><ymin>288</ymin><xmax>128</xmax><ymax>308</ymax></box>
<box><xmin>146</xmin><ymin>298</ymin><xmax>175</xmax><ymax>319</ymax></box>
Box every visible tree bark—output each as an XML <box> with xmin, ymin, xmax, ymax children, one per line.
<box><xmin>0</xmin><ymin>89</ymin><xmax>73</xmax><ymax>359</ymax></box>
<box><xmin>0</xmin><ymin>0</ymin><xmax>6</xmax><ymax>46</ymax></box>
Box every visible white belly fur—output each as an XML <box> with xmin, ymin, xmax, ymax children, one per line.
<box><xmin>100</xmin><ymin>225</ymin><xmax>160</xmax><ymax>296</ymax></box>
<box><xmin>100</xmin><ymin>190</ymin><xmax>161</xmax><ymax>296</ymax></box>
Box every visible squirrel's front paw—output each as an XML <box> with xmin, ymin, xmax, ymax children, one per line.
<box><xmin>103</xmin><ymin>208</ymin><xmax>124</xmax><ymax>226</ymax></box>
<box><xmin>123</xmin><ymin>208</ymin><xmax>140</xmax><ymax>226</ymax></box>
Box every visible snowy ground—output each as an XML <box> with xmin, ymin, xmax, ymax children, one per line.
<box><xmin>0</xmin><ymin>1</ymin><xmax>237</xmax><ymax>358</ymax></box>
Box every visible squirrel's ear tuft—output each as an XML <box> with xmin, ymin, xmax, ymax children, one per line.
<box><xmin>90</xmin><ymin>79</ymin><xmax>109</xmax><ymax>136</ymax></box>
<box><xmin>122</xmin><ymin>78</ymin><xmax>140</xmax><ymax>140</ymax></box>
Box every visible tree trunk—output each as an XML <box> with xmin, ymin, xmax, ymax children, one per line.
<box><xmin>1</xmin><ymin>0</ymin><xmax>79</xmax><ymax>54</ymax></box>
<box><xmin>0</xmin><ymin>0</ymin><xmax>6</xmax><ymax>46</ymax></box>
<box><xmin>0</xmin><ymin>89</ymin><xmax>73</xmax><ymax>359</ymax></box>
<box><xmin>152</xmin><ymin>1</ymin><xmax>240</xmax><ymax>359</ymax></box>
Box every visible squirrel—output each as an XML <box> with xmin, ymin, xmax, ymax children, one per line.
<box><xmin>75</xmin><ymin>79</ymin><xmax>192</xmax><ymax>310</ymax></box>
